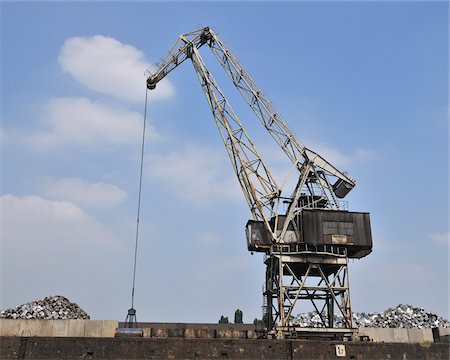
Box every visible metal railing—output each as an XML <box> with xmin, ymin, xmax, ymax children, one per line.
<box><xmin>272</xmin><ymin>243</ymin><xmax>348</xmax><ymax>257</ymax></box>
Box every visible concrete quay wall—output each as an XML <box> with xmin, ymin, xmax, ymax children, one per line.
<box><xmin>0</xmin><ymin>319</ymin><xmax>118</xmax><ymax>338</ymax></box>
<box><xmin>1</xmin><ymin>337</ymin><xmax>448</xmax><ymax>360</ymax></box>
<box><xmin>358</xmin><ymin>327</ymin><xmax>435</xmax><ymax>344</ymax></box>
<box><xmin>0</xmin><ymin>319</ymin><xmax>447</xmax><ymax>344</ymax></box>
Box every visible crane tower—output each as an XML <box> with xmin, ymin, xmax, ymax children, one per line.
<box><xmin>146</xmin><ymin>27</ymin><xmax>372</xmax><ymax>339</ymax></box>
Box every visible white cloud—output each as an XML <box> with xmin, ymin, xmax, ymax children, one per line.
<box><xmin>428</xmin><ymin>233</ymin><xmax>449</xmax><ymax>246</ymax></box>
<box><xmin>59</xmin><ymin>35</ymin><xmax>174</xmax><ymax>102</ymax></box>
<box><xmin>0</xmin><ymin>127</ymin><xmax>20</xmax><ymax>147</ymax></box>
<box><xmin>0</xmin><ymin>128</ymin><xmax>6</xmax><ymax>145</ymax></box>
<box><xmin>256</xmin><ymin>142</ymin><xmax>375</xmax><ymax>196</ymax></box>
<box><xmin>144</xmin><ymin>141</ymin><xmax>374</xmax><ymax>206</ymax></box>
<box><xmin>0</xmin><ymin>193</ymin><xmax>130</xmax><ymax>315</ymax></box>
<box><xmin>145</xmin><ymin>144</ymin><xmax>241</xmax><ymax>204</ymax></box>
<box><xmin>0</xmin><ymin>194</ymin><xmax>125</xmax><ymax>252</ymax></box>
<box><xmin>197</xmin><ymin>231</ymin><xmax>221</xmax><ymax>246</ymax></box>
<box><xmin>42</xmin><ymin>178</ymin><xmax>127</xmax><ymax>210</ymax></box>
<box><xmin>25</xmin><ymin>97</ymin><xmax>158</xmax><ymax>149</ymax></box>
<box><xmin>307</xmin><ymin>143</ymin><xmax>375</xmax><ymax>168</ymax></box>
<box><xmin>260</xmin><ymin>142</ymin><xmax>374</xmax><ymax>171</ymax></box>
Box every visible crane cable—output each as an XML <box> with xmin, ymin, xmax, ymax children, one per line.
<box><xmin>128</xmin><ymin>88</ymin><xmax>149</xmax><ymax>320</ymax></box>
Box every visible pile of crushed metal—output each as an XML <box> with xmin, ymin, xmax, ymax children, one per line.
<box><xmin>294</xmin><ymin>304</ymin><xmax>450</xmax><ymax>328</ymax></box>
<box><xmin>0</xmin><ymin>295</ymin><xmax>89</xmax><ymax>320</ymax></box>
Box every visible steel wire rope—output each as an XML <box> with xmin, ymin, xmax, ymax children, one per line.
<box><xmin>129</xmin><ymin>88</ymin><xmax>149</xmax><ymax>312</ymax></box>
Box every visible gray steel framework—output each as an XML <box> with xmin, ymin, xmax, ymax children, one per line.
<box><xmin>146</xmin><ymin>27</ymin><xmax>361</xmax><ymax>338</ymax></box>
<box><xmin>264</xmin><ymin>246</ymin><xmax>353</xmax><ymax>338</ymax></box>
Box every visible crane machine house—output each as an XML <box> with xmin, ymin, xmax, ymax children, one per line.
<box><xmin>146</xmin><ymin>27</ymin><xmax>373</xmax><ymax>340</ymax></box>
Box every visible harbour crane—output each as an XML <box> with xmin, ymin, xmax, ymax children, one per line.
<box><xmin>146</xmin><ymin>27</ymin><xmax>372</xmax><ymax>339</ymax></box>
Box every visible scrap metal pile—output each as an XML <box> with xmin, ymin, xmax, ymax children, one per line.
<box><xmin>294</xmin><ymin>304</ymin><xmax>450</xmax><ymax>328</ymax></box>
<box><xmin>0</xmin><ymin>295</ymin><xmax>89</xmax><ymax>320</ymax></box>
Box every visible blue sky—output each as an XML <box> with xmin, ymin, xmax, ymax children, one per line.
<box><xmin>1</xmin><ymin>1</ymin><xmax>448</xmax><ymax>323</ymax></box>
